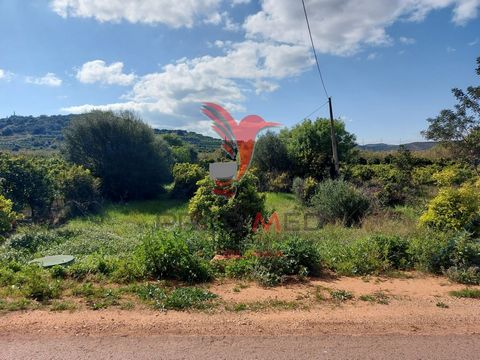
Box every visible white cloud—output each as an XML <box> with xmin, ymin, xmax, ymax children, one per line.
<box><xmin>399</xmin><ymin>36</ymin><xmax>416</xmax><ymax>44</ymax></box>
<box><xmin>447</xmin><ymin>46</ymin><xmax>457</xmax><ymax>52</ymax></box>
<box><xmin>244</xmin><ymin>0</ymin><xmax>480</xmax><ymax>56</ymax></box>
<box><xmin>76</xmin><ymin>60</ymin><xmax>135</xmax><ymax>86</ymax></box>
<box><xmin>26</xmin><ymin>73</ymin><xmax>62</xmax><ymax>87</ymax></box>
<box><xmin>0</xmin><ymin>68</ymin><xmax>14</xmax><ymax>81</ymax></box>
<box><xmin>62</xmin><ymin>41</ymin><xmax>312</xmax><ymax>132</ymax></box>
<box><xmin>451</xmin><ymin>0</ymin><xmax>480</xmax><ymax>24</ymax></box>
<box><xmin>254</xmin><ymin>80</ymin><xmax>279</xmax><ymax>94</ymax></box>
<box><xmin>367</xmin><ymin>53</ymin><xmax>378</xmax><ymax>60</ymax></box>
<box><xmin>50</xmin><ymin>0</ymin><xmax>222</xmax><ymax>28</ymax></box>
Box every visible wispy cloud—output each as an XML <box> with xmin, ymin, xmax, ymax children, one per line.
<box><xmin>25</xmin><ymin>72</ymin><xmax>62</xmax><ymax>87</ymax></box>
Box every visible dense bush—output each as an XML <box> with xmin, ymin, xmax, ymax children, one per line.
<box><xmin>141</xmin><ymin>231</ymin><xmax>212</xmax><ymax>283</ymax></box>
<box><xmin>57</xmin><ymin>165</ymin><xmax>101</xmax><ymax>217</ymax></box>
<box><xmin>292</xmin><ymin>177</ymin><xmax>318</xmax><ymax>205</ymax></box>
<box><xmin>310</xmin><ymin>179</ymin><xmax>370</xmax><ymax>226</ymax></box>
<box><xmin>419</xmin><ymin>183</ymin><xmax>480</xmax><ymax>234</ymax></box>
<box><xmin>189</xmin><ymin>173</ymin><xmax>265</xmax><ymax>251</ymax></box>
<box><xmin>431</xmin><ymin>165</ymin><xmax>474</xmax><ymax>187</ymax></box>
<box><xmin>171</xmin><ymin>163</ymin><xmax>206</xmax><ymax>199</ymax></box>
<box><xmin>267</xmin><ymin>172</ymin><xmax>292</xmax><ymax>193</ymax></box>
<box><xmin>63</xmin><ymin>111</ymin><xmax>173</xmax><ymax>200</ymax></box>
<box><xmin>0</xmin><ymin>154</ymin><xmax>54</xmax><ymax>220</ymax></box>
<box><xmin>318</xmin><ymin>234</ymin><xmax>411</xmax><ymax>276</ymax></box>
<box><xmin>0</xmin><ymin>195</ymin><xmax>17</xmax><ymax>236</ymax></box>
<box><xmin>213</xmin><ymin>234</ymin><xmax>321</xmax><ymax>286</ymax></box>
<box><xmin>282</xmin><ymin>118</ymin><xmax>356</xmax><ymax>179</ymax></box>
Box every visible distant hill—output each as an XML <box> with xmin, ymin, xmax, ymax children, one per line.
<box><xmin>0</xmin><ymin>114</ymin><xmax>76</xmax><ymax>151</ymax></box>
<box><xmin>357</xmin><ymin>142</ymin><xmax>437</xmax><ymax>152</ymax></box>
<box><xmin>154</xmin><ymin>129</ymin><xmax>221</xmax><ymax>152</ymax></box>
<box><xmin>0</xmin><ymin>114</ymin><xmax>221</xmax><ymax>152</ymax></box>
<box><xmin>0</xmin><ymin>113</ymin><xmax>435</xmax><ymax>153</ymax></box>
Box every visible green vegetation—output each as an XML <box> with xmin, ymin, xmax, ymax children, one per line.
<box><xmin>63</xmin><ymin>111</ymin><xmax>172</xmax><ymax>200</ymax></box>
<box><xmin>449</xmin><ymin>288</ymin><xmax>480</xmax><ymax>299</ymax></box>
<box><xmin>0</xmin><ymin>57</ymin><xmax>479</xmax><ymax>312</ymax></box>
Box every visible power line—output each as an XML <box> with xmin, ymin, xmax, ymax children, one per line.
<box><xmin>302</xmin><ymin>100</ymin><xmax>329</xmax><ymax>120</ymax></box>
<box><xmin>301</xmin><ymin>0</ymin><xmax>329</xmax><ymax>99</ymax></box>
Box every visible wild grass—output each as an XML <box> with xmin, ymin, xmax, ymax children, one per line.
<box><xmin>449</xmin><ymin>288</ymin><xmax>480</xmax><ymax>299</ymax></box>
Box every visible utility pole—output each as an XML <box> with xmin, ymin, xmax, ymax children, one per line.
<box><xmin>328</xmin><ymin>97</ymin><xmax>340</xmax><ymax>177</ymax></box>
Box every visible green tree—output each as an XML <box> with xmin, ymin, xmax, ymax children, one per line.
<box><xmin>0</xmin><ymin>195</ymin><xmax>17</xmax><ymax>236</ymax></box>
<box><xmin>188</xmin><ymin>173</ymin><xmax>265</xmax><ymax>251</ymax></box>
<box><xmin>62</xmin><ymin>111</ymin><xmax>173</xmax><ymax>200</ymax></box>
<box><xmin>281</xmin><ymin>118</ymin><xmax>356</xmax><ymax>179</ymax></box>
<box><xmin>422</xmin><ymin>57</ymin><xmax>480</xmax><ymax>172</ymax></box>
<box><xmin>0</xmin><ymin>154</ymin><xmax>54</xmax><ymax>220</ymax></box>
<box><xmin>58</xmin><ymin>165</ymin><xmax>102</xmax><ymax>217</ymax></box>
<box><xmin>162</xmin><ymin>134</ymin><xmax>198</xmax><ymax>164</ymax></box>
<box><xmin>171</xmin><ymin>163</ymin><xmax>206</xmax><ymax>199</ymax></box>
<box><xmin>252</xmin><ymin>131</ymin><xmax>290</xmax><ymax>173</ymax></box>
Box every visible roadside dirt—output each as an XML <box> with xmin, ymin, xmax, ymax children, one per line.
<box><xmin>1</xmin><ymin>273</ymin><xmax>479</xmax><ymax>337</ymax></box>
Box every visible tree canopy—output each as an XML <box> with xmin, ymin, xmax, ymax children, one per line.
<box><xmin>62</xmin><ymin>111</ymin><xmax>173</xmax><ymax>200</ymax></box>
<box><xmin>423</xmin><ymin>57</ymin><xmax>480</xmax><ymax>171</ymax></box>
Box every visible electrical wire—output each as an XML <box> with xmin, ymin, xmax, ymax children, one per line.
<box><xmin>302</xmin><ymin>100</ymin><xmax>329</xmax><ymax>120</ymax></box>
<box><xmin>301</xmin><ymin>0</ymin><xmax>329</xmax><ymax>99</ymax></box>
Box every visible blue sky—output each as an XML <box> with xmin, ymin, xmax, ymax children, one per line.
<box><xmin>0</xmin><ymin>0</ymin><xmax>478</xmax><ymax>144</ymax></box>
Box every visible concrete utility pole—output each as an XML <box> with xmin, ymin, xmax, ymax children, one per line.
<box><xmin>328</xmin><ymin>97</ymin><xmax>340</xmax><ymax>177</ymax></box>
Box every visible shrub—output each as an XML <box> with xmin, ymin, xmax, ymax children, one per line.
<box><xmin>0</xmin><ymin>195</ymin><xmax>17</xmax><ymax>235</ymax></box>
<box><xmin>348</xmin><ymin>164</ymin><xmax>375</xmax><ymax>182</ymax></box>
<box><xmin>318</xmin><ymin>235</ymin><xmax>411</xmax><ymax>276</ymax></box>
<box><xmin>62</xmin><ymin>111</ymin><xmax>173</xmax><ymax>201</ymax></box>
<box><xmin>267</xmin><ymin>172</ymin><xmax>291</xmax><ymax>193</ymax></box>
<box><xmin>171</xmin><ymin>163</ymin><xmax>206</xmax><ymax>199</ymax></box>
<box><xmin>292</xmin><ymin>177</ymin><xmax>318</xmax><ymax>205</ymax></box>
<box><xmin>412</xmin><ymin>165</ymin><xmax>440</xmax><ymax>186</ymax></box>
<box><xmin>18</xmin><ymin>266</ymin><xmax>61</xmax><ymax>301</ymax></box>
<box><xmin>241</xmin><ymin>234</ymin><xmax>322</xmax><ymax>286</ymax></box>
<box><xmin>310</xmin><ymin>179</ymin><xmax>370</xmax><ymax>226</ymax></box>
<box><xmin>419</xmin><ymin>184</ymin><xmax>480</xmax><ymax>234</ymax></box>
<box><xmin>188</xmin><ymin>173</ymin><xmax>265</xmax><ymax>251</ymax></box>
<box><xmin>6</xmin><ymin>229</ymin><xmax>60</xmax><ymax>253</ymax></box>
<box><xmin>141</xmin><ymin>231</ymin><xmax>212</xmax><ymax>283</ymax></box>
<box><xmin>408</xmin><ymin>231</ymin><xmax>455</xmax><ymax>273</ymax></box>
<box><xmin>67</xmin><ymin>254</ymin><xmax>119</xmax><ymax>279</ymax></box>
<box><xmin>372</xmin><ymin>235</ymin><xmax>411</xmax><ymax>270</ymax></box>
<box><xmin>432</xmin><ymin>165</ymin><xmax>474</xmax><ymax>187</ymax></box>
<box><xmin>0</xmin><ymin>154</ymin><xmax>54</xmax><ymax>220</ymax></box>
<box><xmin>446</xmin><ymin>266</ymin><xmax>480</xmax><ymax>285</ymax></box>
<box><xmin>58</xmin><ymin>165</ymin><xmax>101</xmax><ymax>217</ymax></box>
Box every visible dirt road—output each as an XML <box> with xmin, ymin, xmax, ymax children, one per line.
<box><xmin>1</xmin><ymin>275</ymin><xmax>479</xmax><ymax>359</ymax></box>
<box><xmin>1</xmin><ymin>334</ymin><xmax>480</xmax><ymax>359</ymax></box>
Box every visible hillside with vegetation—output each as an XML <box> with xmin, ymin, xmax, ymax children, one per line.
<box><xmin>0</xmin><ymin>114</ymin><xmax>221</xmax><ymax>152</ymax></box>
<box><xmin>0</xmin><ymin>57</ymin><xmax>479</xmax><ymax>314</ymax></box>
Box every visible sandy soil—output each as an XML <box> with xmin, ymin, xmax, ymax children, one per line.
<box><xmin>1</xmin><ymin>273</ymin><xmax>479</xmax><ymax>338</ymax></box>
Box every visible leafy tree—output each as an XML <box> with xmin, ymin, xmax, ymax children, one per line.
<box><xmin>422</xmin><ymin>57</ymin><xmax>480</xmax><ymax>172</ymax></box>
<box><xmin>188</xmin><ymin>173</ymin><xmax>265</xmax><ymax>251</ymax></box>
<box><xmin>162</xmin><ymin>134</ymin><xmax>198</xmax><ymax>164</ymax></box>
<box><xmin>58</xmin><ymin>165</ymin><xmax>102</xmax><ymax>217</ymax></box>
<box><xmin>62</xmin><ymin>111</ymin><xmax>173</xmax><ymax>200</ymax></box>
<box><xmin>281</xmin><ymin>118</ymin><xmax>356</xmax><ymax>179</ymax></box>
<box><xmin>0</xmin><ymin>195</ymin><xmax>17</xmax><ymax>236</ymax></box>
<box><xmin>171</xmin><ymin>163</ymin><xmax>206</xmax><ymax>199</ymax></box>
<box><xmin>0</xmin><ymin>154</ymin><xmax>54</xmax><ymax>220</ymax></box>
<box><xmin>252</xmin><ymin>131</ymin><xmax>290</xmax><ymax>173</ymax></box>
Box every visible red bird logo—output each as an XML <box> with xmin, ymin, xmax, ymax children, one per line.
<box><xmin>202</xmin><ymin>102</ymin><xmax>280</xmax><ymax>197</ymax></box>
